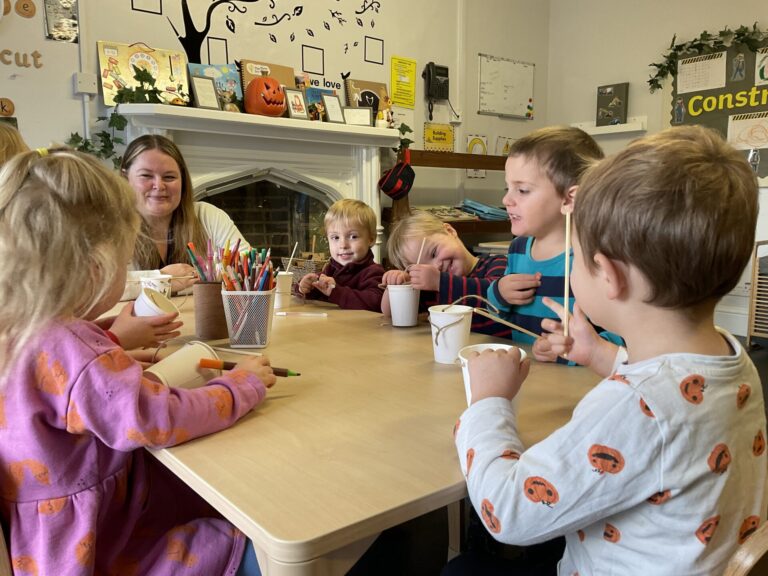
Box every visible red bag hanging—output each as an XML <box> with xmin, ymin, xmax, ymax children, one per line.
<box><xmin>378</xmin><ymin>149</ymin><xmax>415</xmax><ymax>200</ymax></box>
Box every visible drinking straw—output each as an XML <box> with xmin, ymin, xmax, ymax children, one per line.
<box><xmin>285</xmin><ymin>241</ymin><xmax>299</xmax><ymax>272</ymax></box>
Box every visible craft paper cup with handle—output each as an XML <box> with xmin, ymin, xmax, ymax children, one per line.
<box><xmin>145</xmin><ymin>341</ymin><xmax>220</xmax><ymax>389</ymax></box>
<box><xmin>458</xmin><ymin>343</ymin><xmax>527</xmax><ymax>407</ymax></box>
<box><xmin>388</xmin><ymin>284</ymin><xmax>420</xmax><ymax>327</ymax></box>
<box><xmin>134</xmin><ymin>287</ymin><xmax>179</xmax><ymax>317</ymax></box>
<box><xmin>428</xmin><ymin>304</ymin><xmax>473</xmax><ymax>364</ymax></box>
<box><xmin>141</xmin><ymin>273</ymin><xmax>173</xmax><ymax>298</ymax></box>
<box><xmin>274</xmin><ymin>271</ymin><xmax>294</xmax><ymax>310</ymax></box>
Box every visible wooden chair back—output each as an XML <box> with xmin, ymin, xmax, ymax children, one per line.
<box><xmin>0</xmin><ymin>522</ymin><xmax>10</xmax><ymax>576</ymax></box>
<box><xmin>724</xmin><ymin>522</ymin><xmax>768</xmax><ymax>576</ymax></box>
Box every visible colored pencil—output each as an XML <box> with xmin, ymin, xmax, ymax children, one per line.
<box><xmin>199</xmin><ymin>358</ymin><xmax>300</xmax><ymax>376</ymax></box>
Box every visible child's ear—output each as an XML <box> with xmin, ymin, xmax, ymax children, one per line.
<box><xmin>593</xmin><ymin>253</ymin><xmax>628</xmax><ymax>300</ymax></box>
<box><xmin>561</xmin><ymin>185</ymin><xmax>578</xmax><ymax>215</ymax></box>
<box><xmin>443</xmin><ymin>223</ymin><xmax>458</xmax><ymax>237</ymax></box>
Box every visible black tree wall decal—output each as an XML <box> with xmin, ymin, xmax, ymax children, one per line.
<box><xmin>168</xmin><ymin>0</ymin><xmax>262</xmax><ymax>64</ymax></box>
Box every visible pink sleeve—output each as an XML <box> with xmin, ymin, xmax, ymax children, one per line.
<box><xmin>67</xmin><ymin>348</ymin><xmax>266</xmax><ymax>450</ymax></box>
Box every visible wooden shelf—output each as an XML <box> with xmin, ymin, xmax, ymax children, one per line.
<box><xmin>382</xmin><ymin>207</ymin><xmax>509</xmax><ymax>235</ymax></box>
<box><xmin>570</xmin><ymin>115</ymin><xmax>647</xmax><ymax>136</ymax></box>
<box><xmin>408</xmin><ymin>150</ymin><xmax>506</xmax><ymax>170</ymax></box>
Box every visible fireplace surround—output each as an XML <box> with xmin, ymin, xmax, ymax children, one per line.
<box><xmin>119</xmin><ymin>104</ymin><xmax>399</xmax><ymax>260</ymax></box>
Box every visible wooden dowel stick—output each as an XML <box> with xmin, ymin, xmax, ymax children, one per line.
<box><xmin>564</xmin><ymin>211</ymin><xmax>571</xmax><ymax>338</ymax></box>
<box><xmin>472</xmin><ymin>307</ymin><xmax>541</xmax><ymax>340</ymax></box>
<box><xmin>415</xmin><ymin>237</ymin><xmax>426</xmax><ymax>265</ymax></box>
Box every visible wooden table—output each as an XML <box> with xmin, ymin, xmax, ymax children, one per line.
<box><xmin>143</xmin><ymin>297</ymin><xmax>599</xmax><ymax>575</ymax></box>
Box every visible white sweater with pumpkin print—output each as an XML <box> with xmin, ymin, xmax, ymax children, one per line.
<box><xmin>455</xmin><ymin>329</ymin><xmax>767</xmax><ymax>576</ymax></box>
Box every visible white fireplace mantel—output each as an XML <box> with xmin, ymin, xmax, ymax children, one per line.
<box><xmin>118</xmin><ymin>104</ymin><xmax>400</xmax><ymax>260</ymax></box>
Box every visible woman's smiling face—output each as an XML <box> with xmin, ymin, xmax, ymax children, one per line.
<box><xmin>125</xmin><ymin>149</ymin><xmax>183</xmax><ymax>224</ymax></box>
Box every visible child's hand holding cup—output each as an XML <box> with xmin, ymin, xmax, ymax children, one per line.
<box><xmin>458</xmin><ymin>344</ymin><xmax>529</xmax><ymax>406</ymax></box>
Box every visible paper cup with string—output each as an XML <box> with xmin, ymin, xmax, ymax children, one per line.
<box><xmin>141</xmin><ymin>274</ymin><xmax>173</xmax><ymax>298</ymax></box>
<box><xmin>458</xmin><ymin>343</ymin><xmax>527</xmax><ymax>408</ymax></box>
<box><xmin>134</xmin><ymin>287</ymin><xmax>179</xmax><ymax>317</ymax></box>
<box><xmin>145</xmin><ymin>341</ymin><xmax>220</xmax><ymax>389</ymax></box>
<box><xmin>428</xmin><ymin>304</ymin><xmax>473</xmax><ymax>364</ymax></box>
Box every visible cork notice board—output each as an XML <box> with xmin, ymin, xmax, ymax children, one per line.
<box><xmin>478</xmin><ymin>53</ymin><xmax>534</xmax><ymax>119</ymax></box>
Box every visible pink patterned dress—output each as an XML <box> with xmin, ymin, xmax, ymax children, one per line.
<box><xmin>0</xmin><ymin>319</ymin><xmax>267</xmax><ymax>575</ymax></box>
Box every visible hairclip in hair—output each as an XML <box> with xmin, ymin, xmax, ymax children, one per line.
<box><xmin>36</xmin><ymin>148</ymin><xmax>48</xmax><ymax>157</ymax></box>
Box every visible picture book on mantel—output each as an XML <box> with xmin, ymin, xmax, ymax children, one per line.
<box><xmin>238</xmin><ymin>59</ymin><xmax>296</xmax><ymax>92</ymax></box>
<box><xmin>344</xmin><ymin>78</ymin><xmax>389</xmax><ymax>117</ymax></box>
<box><xmin>187</xmin><ymin>63</ymin><xmax>243</xmax><ymax>112</ymax></box>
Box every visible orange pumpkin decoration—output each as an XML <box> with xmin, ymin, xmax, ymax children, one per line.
<box><xmin>244</xmin><ymin>76</ymin><xmax>287</xmax><ymax>116</ymax></box>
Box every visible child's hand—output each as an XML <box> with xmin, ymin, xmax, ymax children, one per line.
<box><xmin>382</xmin><ymin>269</ymin><xmax>410</xmax><ymax>286</ymax></box>
<box><xmin>468</xmin><ymin>347</ymin><xmax>529</xmax><ymax>403</ymax></box>
<box><xmin>162</xmin><ymin>263</ymin><xmax>198</xmax><ymax>292</ymax></box>
<box><xmin>109</xmin><ymin>302</ymin><xmax>183</xmax><ymax>349</ymax></box>
<box><xmin>538</xmin><ymin>298</ymin><xmax>601</xmax><ymax>365</ymax></box>
<box><xmin>406</xmin><ymin>264</ymin><xmax>440</xmax><ymax>291</ymax></box>
<box><xmin>312</xmin><ymin>274</ymin><xmax>336</xmax><ymax>296</ymax></box>
<box><xmin>234</xmin><ymin>355</ymin><xmax>277</xmax><ymax>388</ymax></box>
<box><xmin>298</xmin><ymin>273</ymin><xmax>319</xmax><ymax>295</ymax></box>
<box><xmin>497</xmin><ymin>272</ymin><xmax>541</xmax><ymax>305</ymax></box>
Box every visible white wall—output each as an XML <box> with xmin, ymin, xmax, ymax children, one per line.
<box><xmin>1</xmin><ymin>0</ymin><xmax>549</xmax><ymax>208</ymax></box>
<box><xmin>547</xmin><ymin>0</ymin><xmax>768</xmax><ymax>335</ymax></box>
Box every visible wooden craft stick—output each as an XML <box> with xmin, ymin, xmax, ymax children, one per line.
<box><xmin>415</xmin><ymin>237</ymin><xmax>426</xmax><ymax>265</ymax></box>
<box><xmin>564</xmin><ymin>211</ymin><xmax>571</xmax><ymax>338</ymax></box>
<box><xmin>472</xmin><ymin>307</ymin><xmax>541</xmax><ymax>340</ymax></box>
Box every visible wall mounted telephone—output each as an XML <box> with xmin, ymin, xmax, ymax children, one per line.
<box><xmin>423</xmin><ymin>62</ymin><xmax>449</xmax><ymax>100</ymax></box>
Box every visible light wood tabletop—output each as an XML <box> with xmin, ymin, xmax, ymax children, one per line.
<box><xmin>137</xmin><ymin>296</ymin><xmax>600</xmax><ymax>575</ymax></box>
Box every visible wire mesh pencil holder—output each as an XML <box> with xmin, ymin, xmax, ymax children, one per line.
<box><xmin>221</xmin><ymin>289</ymin><xmax>275</xmax><ymax>348</ymax></box>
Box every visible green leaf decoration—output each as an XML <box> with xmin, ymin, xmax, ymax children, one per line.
<box><xmin>648</xmin><ymin>22</ymin><xmax>768</xmax><ymax>92</ymax></box>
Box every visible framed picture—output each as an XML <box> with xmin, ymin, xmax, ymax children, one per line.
<box><xmin>321</xmin><ymin>94</ymin><xmax>345</xmax><ymax>124</ymax></box>
<box><xmin>190</xmin><ymin>75</ymin><xmax>221</xmax><ymax>110</ymax></box>
<box><xmin>285</xmin><ymin>88</ymin><xmax>309</xmax><ymax>119</ymax></box>
<box><xmin>343</xmin><ymin>107</ymin><xmax>372</xmax><ymax>126</ymax></box>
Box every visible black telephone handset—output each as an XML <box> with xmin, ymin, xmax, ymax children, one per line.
<box><xmin>423</xmin><ymin>62</ymin><xmax>449</xmax><ymax>100</ymax></box>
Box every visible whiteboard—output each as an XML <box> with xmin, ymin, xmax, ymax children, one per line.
<box><xmin>478</xmin><ymin>53</ymin><xmax>535</xmax><ymax>119</ymax></box>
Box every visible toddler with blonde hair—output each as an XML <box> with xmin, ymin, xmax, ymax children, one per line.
<box><xmin>298</xmin><ymin>198</ymin><xmax>385</xmax><ymax>311</ymax></box>
<box><xmin>0</xmin><ymin>149</ymin><xmax>274</xmax><ymax>575</ymax></box>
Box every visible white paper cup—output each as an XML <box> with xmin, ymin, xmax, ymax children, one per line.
<box><xmin>275</xmin><ymin>271</ymin><xmax>294</xmax><ymax>310</ymax></box>
<box><xmin>141</xmin><ymin>274</ymin><xmax>173</xmax><ymax>298</ymax></box>
<box><xmin>458</xmin><ymin>343</ymin><xmax>527</xmax><ymax>407</ymax></box>
<box><xmin>428</xmin><ymin>304</ymin><xmax>473</xmax><ymax>364</ymax></box>
<box><xmin>134</xmin><ymin>287</ymin><xmax>179</xmax><ymax>317</ymax></box>
<box><xmin>388</xmin><ymin>284</ymin><xmax>420</xmax><ymax>327</ymax></box>
<box><xmin>145</xmin><ymin>341</ymin><xmax>220</xmax><ymax>388</ymax></box>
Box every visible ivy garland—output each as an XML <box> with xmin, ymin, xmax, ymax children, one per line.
<box><xmin>648</xmin><ymin>22</ymin><xmax>768</xmax><ymax>92</ymax></box>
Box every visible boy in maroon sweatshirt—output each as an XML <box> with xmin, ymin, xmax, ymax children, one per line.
<box><xmin>298</xmin><ymin>199</ymin><xmax>384</xmax><ymax>312</ymax></box>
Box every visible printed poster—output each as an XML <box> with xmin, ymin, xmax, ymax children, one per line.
<box><xmin>424</xmin><ymin>122</ymin><xmax>454</xmax><ymax>152</ymax></box>
<box><xmin>390</xmin><ymin>55</ymin><xmax>417</xmax><ymax>109</ymax></box>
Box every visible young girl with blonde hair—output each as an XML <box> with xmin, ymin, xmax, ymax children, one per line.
<box><xmin>0</xmin><ymin>122</ymin><xmax>29</xmax><ymax>166</ymax></box>
<box><xmin>0</xmin><ymin>148</ymin><xmax>274</xmax><ymax>574</ymax></box>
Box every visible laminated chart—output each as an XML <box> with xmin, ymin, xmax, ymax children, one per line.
<box><xmin>727</xmin><ymin>111</ymin><xmax>768</xmax><ymax>150</ymax></box>
<box><xmin>677</xmin><ymin>52</ymin><xmax>726</xmax><ymax>95</ymax></box>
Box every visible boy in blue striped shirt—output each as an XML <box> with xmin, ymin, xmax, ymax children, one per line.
<box><xmin>487</xmin><ymin>126</ymin><xmax>618</xmax><ymax>362</ymax></box>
